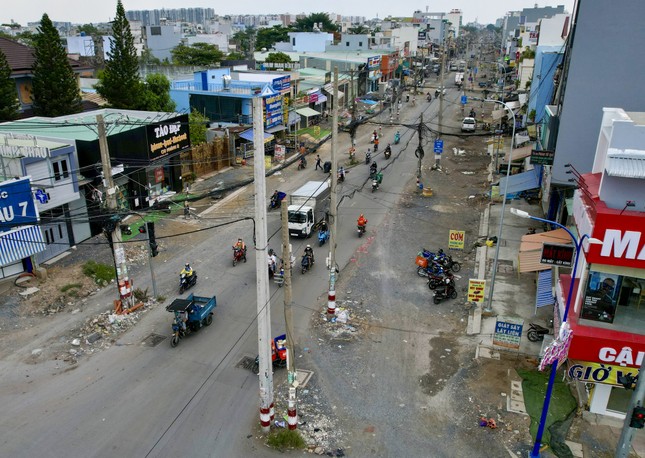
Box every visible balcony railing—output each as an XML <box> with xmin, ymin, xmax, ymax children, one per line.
<box><xmin>171</xmin><ymin>81</ymin><xmax>257</xmax><ymax>95</ymax></box>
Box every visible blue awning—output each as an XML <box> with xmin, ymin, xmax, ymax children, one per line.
<box><xmin>498</xmin><ymin>167</ymin><xmax>541</xmax><ymax>195</ymax></box>
<box><xmin>0</xmin><ymin>225</ymin><xmax>46</xmax><ymax>267</ymax></box>
<box><xmin>536</xmin><ymin>269</ymin><xmax>555</xmax><ymax>308</ymax></box>
<box><xmin>239</xmin><ymin>129</ymin><xmax>274</xmax><ymax>143</ymax></box>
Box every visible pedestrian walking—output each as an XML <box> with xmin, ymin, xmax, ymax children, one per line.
<box><xmin>184</xmin><ymin>201</ymin><xmax>191</xmax><ymax>220</ymax></box>
<box><xmin>315</xmin><ymin>154</ymin><xmax>323</xmax><ymax>171</ymax></box>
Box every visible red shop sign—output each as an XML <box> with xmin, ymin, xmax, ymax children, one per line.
<box><xmin>154</xmin><ymin>167</ymin><xmax>164</xmax><ymax>184</ymax></box>
<box><xmin>587</xmin><ymin>212</ymin><xmax>645</xmax><ymax>269</ymax></box>
<box><xmin>568</xmin><ymin>333</ymin><xmax>645</xmax><ymax>369</ymax></box>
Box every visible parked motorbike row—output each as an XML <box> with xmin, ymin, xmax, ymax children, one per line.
<box><xmin>415</xmin><ymin>248</ymin><xmax>461</xmax><ymax>304</ymax></box>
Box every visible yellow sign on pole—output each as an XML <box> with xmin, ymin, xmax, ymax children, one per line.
<box><xmin>468</xmin><ymin>279</ymin><xmax>486</xmax><ymax>303</ymax></box>
<box><xmin>314</xmin><ymin>126</ymin><xmax>321</xmax><ymax>137</ymax></box>
<box><xmin>448</xmin><ymin>230</ymin><xmax>465</xmax><ymax>250</ymax></box>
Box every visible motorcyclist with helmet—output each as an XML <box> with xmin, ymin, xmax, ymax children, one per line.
<box><xmin>304</xmin><ymin>245</ymin><xmax>315</xmax><ymax>265</ymax></box>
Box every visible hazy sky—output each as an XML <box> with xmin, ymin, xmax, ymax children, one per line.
<box><xmin>2</xmin><ymin>0</ymin><xmax>574</xmax><ymax>26</ymax></box>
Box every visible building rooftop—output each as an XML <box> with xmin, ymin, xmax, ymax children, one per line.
<box><xmin>0</xmin><ymin>109</ymin><xmax>183</xmax><ymax>142</ymax></box>
<box><xmin>0</xmin><ymin>36</ymin><xmax>90</xmax><ymax>76</ymax></box>
<box><xmin>626</xmin><ymin>111</ymin><xmax>645</xmax><ymax>126</ymax></box>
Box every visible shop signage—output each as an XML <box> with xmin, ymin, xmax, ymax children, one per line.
<box><xmin>368</xmin><ymin>56</ymin><xmax>381</xmax><ymax>68</ymax></box>
<box><xmin>467</xmin><ymin>279</ymin><xmax>486</xmax><ymax>303</ymax></box>
<box><xmin>154</xmin><ymin>167</ymin><xmax>164</xmax><ymax>184</ymax></box>
<box><xmin>0</xmin><ymin>144</ymin><xmax>50</xmax><ymax>158</ymax></box>
<box><xmin>271</xmin><ymin>75</ymin><xmax>291</xmax><ymax>93</ymax></box>
<box><xmin>568</xmin><ymin>335</ymin><xmax>645</xmax><ymax>369</ymax></box>
<box><xmin>530</xmin><ymin>150</ymin><xmax>555</xmax><ymax>165</ymax></box>
<box><xmin>147</xmin><ymin>119</ymin><xmax>190</xmax><ymax>160</ymax></box>
<box><xmin>568</xmin><ymin>360</ymin><xmax>639</xmax><ymax>386</ymax></box>
<box><xmin>0</xmin><ymin>177</ymin><xmax>38</xmax><ymax>228</ymax></box>
<box><xmin>274</xmin><ymin>144</ymin><xmax>286</xmax><ymax>161</ymax></box>
<box><xmin>587</xmin><ymin>212</ymin><xmax>645</xmax><ymax>269</ymax></box>
<box><xmin>540</xmin><ymin>243</ymin><xmax>574</xmax><ymax>267</ymax></box>
<box><xmin>493</xmin><ymin>317</ymin><xmax>523</xmax><ymax>349</ymax></box>
<box><xmin>448</xmin><ymin>230</ymin><xmax>465</xmax><ymax>250</ymax></box>
<box><xmin>264</xmin><ymin>94</ymin><xmax>283</xmax><ymax>129</ymax></box>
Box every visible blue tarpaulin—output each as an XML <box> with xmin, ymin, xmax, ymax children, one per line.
<box><xmin>498</xmin><ymin>167</ymin><xmax>541</xmax><ymax>196</ymax></box>
<box><xmin>239</xmin><ymin>129</ymin><xmax>274</xmax><ymax>143</ymax></box>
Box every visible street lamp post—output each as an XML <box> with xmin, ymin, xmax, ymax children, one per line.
<box><xmin>510</xmin><ymin>208</ymin><xmax>603</xmax><ymax>458</ymax></box>
<box><xmin>471</xmin><ymin>97</ymin><xmax>516</xmax><ymax>313</ymax></box>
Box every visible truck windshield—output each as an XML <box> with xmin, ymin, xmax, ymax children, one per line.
<box><xmin>288</xmin><ymin>211</ymin><xmax>307</xmax><ymax>223</ymax></box>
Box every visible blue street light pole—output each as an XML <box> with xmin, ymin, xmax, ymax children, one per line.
<box><xmin>510</xmin><ymin>208</ymin><xmax>602</xmax><ymax>457</ymax></box>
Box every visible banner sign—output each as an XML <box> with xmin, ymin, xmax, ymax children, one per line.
<box><xmin>271</xmin><ymin>75</ymin><xmax>291</xmax><ymax>93</ymax></box>
<box><xmin>468</xmin><ymin>279</ymin><xmax>486</xmax><ymax>303</ymax></box>
<box><xmin>540</xmin><ymin>243</ymin><xmax>574</xmax><ymax>267</ymax></box>
<box><xmin>147</xmin><ymin>118</ymin><xmax>190</xmax><ymax>160</ymax></box>
<box><xmin>264</xmin><ymin>94</ymin><xmax>283</xmax><ymax>129</ymax></box>
<box><xmin>0</xmin><ymin>177</ymin><xmax>38</xmax><ymax>229</ymax></box>
<box><xmin>448</xmin><ymin>230</ymin><xmax>465</xmax><ymax>250</ymax></box>
<box><xmin>568</xmin><ymin>360</ymin><xmax>640</xmax><ymax>386</ymax></box>
<box><xmin>530</xmin><ymin>150</ymin><xmax>555</xmax><ymax>165</ymax></box>
<box><xmin>493</xmin><ymin>317</ymin><xmax>523</xmax><ymax>349</ymax></box>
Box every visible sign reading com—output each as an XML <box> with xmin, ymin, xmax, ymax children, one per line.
<box><xmin>0</xmin><ymin>177</ymin><xmax>38</xmax><ymax>227</ymax></box>
<box><xmin>147</xmin><ymin>119</ymin><xmax>190</xmax><ymax>160</ymax></box>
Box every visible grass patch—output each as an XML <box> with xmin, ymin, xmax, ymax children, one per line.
<box><xmin>517</xmin><ymin>367</ymin><xmax>577</xmax><ymax>448</ymax></box>
<box><xmin>156</xmin><ymin>295</ymin><xmax>166</xmax><ymax>303</ymax></box>
<box><xmin>296</xmin><ymin>126</ymin><xmax>331</xmax><ymax>140</ymax></box>
<box><xmin>266</xmin><ymin>429</ymin><xmax>306</xmax><ymax>450</ymax></box>
<box><xmin>60</xmin><ymin>283</ymin><xmax>82</xmax><ymax>293</ymax></box>
<box><xmin>121</xmin><ymin>211</ymin><xmax>168</xmax><ymax>242</ymax></box>
<box><xmin>82</xmin><ymin>261</ymin><xmax>116</xmax><ymax>285</ymax></box>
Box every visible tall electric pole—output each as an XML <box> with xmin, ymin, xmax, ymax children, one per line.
<box><xmin>97</xmin><ymin>114</ymin><xmax>133</xmax><ymax>309</ymax></box>
<box><xmin>327</xmin><ymin>67</ymin><xmax>339</xmax><ymax>317</ymax></box>
<box><xmin>416</xmin><ymin>113</ymin><xmax>424</xmax><ymax>177</ymax></box>
<box><xmin>616</xmin><ymin>364</ymin><xmax>645</xmax><ymax>458</ymax></box>
<box><xmin>252</xmin><ymin>97</ymin><xmax>274</xmax><ymax>432</ymax></box>
<box><xmin>281</xmin><ymin>199</ymin><xmax>297</xmax><ymax>430</ymax></box>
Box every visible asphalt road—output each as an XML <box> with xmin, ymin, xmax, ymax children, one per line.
<box><xmin>0</xmin><ymin>76</ymin><xmax>509</xmax><ymax>457</ymax></box>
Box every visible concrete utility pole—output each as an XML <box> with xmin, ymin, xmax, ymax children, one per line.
<box><xmin>616</xmin><ymin>365</ymin><xmax>645</xmax><ymax>458</ymax></box>
<box><xmin>416</xmin><ymin>112</ymin><xmax>424</xmax><ymax>177</ymax></box>
<box><xmin>97</xmin><ymin>114</ymin><xmax>133</xmax><ymax>309</ymax></box>
<box><xmin>252</xmin><ymin>97</ymin><xmax>274</xmax><ymax>432</ymax></box>
<box><xmin>438</xmin><ymin>40</ymin><xmax>446</xmax><ymax>135</ymax></box>
<box><xmin>327</xmin><ymin>67</ymin><xmax>339</xmax><ymax>317</ymax></box>
<box><xmin>280</xmin><ymin>200</ymin><xmax>297</xmax><ymax>430</ymax></box>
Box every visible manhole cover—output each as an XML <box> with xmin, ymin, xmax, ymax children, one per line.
<box><xmin>296</xmin><ymin>369</ymin><xmax>313</xmax><ymax>387</ymax></box>
<box><xmin>142</xmin><ymin>333</ymin><xmax>167</xmax><ymax>347</ymax></box>
<box><xmin>237</xmin><ymin>356</ymin><xmax>257</xmax><ymax>371</ymax></box>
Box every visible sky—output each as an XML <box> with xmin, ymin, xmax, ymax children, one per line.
<box><xmin>2</xmin><ymin>0</ymin><xmax>575</xmax><ymax>27</ymax></box>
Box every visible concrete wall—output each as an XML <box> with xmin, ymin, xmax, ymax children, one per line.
<box><xmin>288</xmin><ymin>32</ymin><xmax>333</xmax><ymax>53</ymax></box>
<box><xmin>551</xmin><ymin>0</ymin><xmax>645</xmax><ymax>184</ymax></box>
<box><xmin>538</xmin><ymin>14</ymin><xmax>570</xmax><ymax>46</ymax></box>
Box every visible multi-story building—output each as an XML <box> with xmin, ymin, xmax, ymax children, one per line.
<box><xmin>559</xmin><ymin>108</ymin><xmax>645</xmax><ymax>418</ymax></box>
<box><xmin>142</xmin><ymin>25</ymin><xmax>181</xmax><ymax>61</ymax></box>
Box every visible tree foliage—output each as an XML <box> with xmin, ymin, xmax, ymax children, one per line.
<box><xmin>265</xmin><ymin>52</ymin><xmax>292</xmax><ymax>64</ymax></box>
<box><xmin>189</xmin><ymin>109</ymin><xmax>209</xmax><ymax>146</ymax></box>
<box><xmin>231</xmin><ymin>28</ymin><xmax>255</xmax><ymax>57</ymax></box>
<box><xmin>139</xmin><ymin>74</ymin><xmax>175</xmax><ymax>112</ymax></box>
<box><xmin>15</xmin><ymin>31</ymin><xmax>36</xmax><ymax>47</ymax></box>
<box><xmin>139</xmin><ymin>48</ymin><xmax>162</xmax><ymax>66</ymax></box>
<box><xmin>95</xmin><ymin>0</ymin><xmax>142</xmax><ymax>109</ymax></box>
<box><xmin>292</xmin><ymin>13</ymin><xmax>337</xmax><ymax>33</ymax></box>
<box><xmin>226</xmin><ymin>51</ymin><xmax>245</xmax><ymax>60</ymax></box>
<box><xmin>347</xmin><ymin>25</ymin><xmax>369</xmax><ymax>35</ymax></box>
<box><xmin>31</xmin><ymin>14</ymin><xmax>82</xmax><ymax>116</ymax></box>
<box><xmin>0</xmin><ymin>49</ymin><xmax>19</xmax><ymax>121</ymax></box>
<box><xmin>255</xmin><ymin>26</ymin><xmax>290</xmax><ymax>51</ymax></box>
<box><xmin>77</xmin><ymin>24</ymin><xmax>99</xmax><ymax>36</ymax></box>
<box><xmin>171</xmin><ymin>42</ymin><xmax>224</xmax><ymax>66</ymax></box>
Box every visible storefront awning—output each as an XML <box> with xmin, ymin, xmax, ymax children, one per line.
<box><xmin>0</xmin><ymin>225</ymin><xmax>46</xmax><ymax>266</ymax></box>
<box><xmin>239</xmin><ymin>129</ymin><xmax>274</xmax><ymax>143</ymax></box>
<box><xmin>502</xmin><ymin>145</ymin><xmax>533</xmax><ymax>164</ymax></box>
<box><xmin>266</xmin><ymin>125</ymin><xmax>286</xmax><ymax>134</ymax></box>
<box><xmin>295</xmin><ymin>108</ymin><xmax>321</xmax><ymax>118</ymax></box>
<box><xmin>287</xmin><ymin>110</ymin><xmax>300</xmax><ymax>126</ymax></box>
<box><xmin>322</xmin><ymin>84</ymin><xmax>345</xmax><ymax>100</ymax></box>
<box><xmin>518</xmin><ymin>228</ymin><xmax>572</xmax><ymax>273</ymax></box>
<box><xmin>498</xmin><ymin>167</ymin><xmax>541</xmax><ymax>196</ymax></box>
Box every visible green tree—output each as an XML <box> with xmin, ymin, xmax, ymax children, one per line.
<box><xmin>139</xmin><ymin>74</ymin><xmax>175</xmax><ymax>112</ymax></box>
<box><xmin>189</xmin><ymin>109</ymin><xmax>209</xmax><ymax>146</ymax></box>
<box><xmin>231</xmin><ymin>28</ymin><xmax>255</xmax><ymax>57</ymax></box>
<box><xmin>95</xmin><ymin>0</ymin><xmax>143</xmax><ymax>109</ymax></box>
<box><xmin>293</xmin><ymin>13</ymin><xmax>336</xmax><ymax>33</ymax></box>
<box><xmin>347</xmin><ymin>25</ymin><xmax>369</xmax><ymax>34</ymax></box>
<box><xmin>77</xmin><ymin>24</ymin><xmax>99</xmax><ymax>36</ymax></box>
<box><xmin>31</xmin><ymin>14</ymin><xmax>82</xmax><ymax>116</ymax></box>
<box><xmin>255</xmin><ymin>26</ymin><xmax>290</xmax><ymax>51</ymax></box>
<box><xmin>226</xmin><ymin>51</ymin><xmax>245</xmax><ymax>60</ymax></box>
<box><xmin>265</xmin><ymin>52</ymin><xmax>292</xmax><ymax>64</ymax></box>
<box><xmin>171</xmin><ymin>42</ymin><xmax>224</xmax><ymax>66</ymax></box>
<box><xmin>139</xmin><ymin>48</ymin><xmax>161</xmax><ymax>66</ymax></box>
<box><xmin>0</xmin><ymin>49</ymin><xmax>20</xmax><ymax>121</ymax></box>
<box><xmin>15</xmin><ymin>31</ymin><xmax>36</xmax><ymax>47</ymax></box>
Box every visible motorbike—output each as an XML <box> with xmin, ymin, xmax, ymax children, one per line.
<box><xmin>373</xmin><ymin>141</ymin><xmax>379</xmax><ymax>152</ymax></box>
<box><xmin>384</xmin><ymin>146</ymin><xmax>392</xmax><ymax>160</ymax></box>
<box><xmin>527</xmin><ymin>322</ymin><xmax>552</xmax><ymax>342</ymax></box>
<box><xmin>337</xmin><ymin>168</ymin><xmax>345</xmax><ymax>183</ymax></box>
<box><xmin>167</xmin><ymin>293</ymin><xmax>216</xmax><ymax>347</ymax></box>
<box><xmin>179</xmin><ymin>271</ymin><xmax>198</xmax><ymax>294</ymax></box>
<box><xmin>418</xmin><ymin>248</ymin><xmax>461</xmax><ymax>272</ymax></box>
<box><xmin>406</xmin><ymin>94</ymin><xmax>410</xmax><ymax>102</ymax></box>
<box><xmin>365</xmin><ymin>151</ymin><xmax>371</xmax><ymax>164</ymax></box>
<box><xmin>433</xmin><ymin>278</ymin><xmax>457</xmax><ymax>304</ymax></box>
<box><xmin>357</xmin><ymin>224</ymin><xmax>366</xmax><ymax>238</ymax></box>
<box><xmin>152</xmin><ymin>199</ymin><xmax>172</xmax><ymax>214</ymax></box>
<box><xmin>394</xmin><ymin>133</ymin><xmax>400</xmax><ymax>145</ymax></box>
<box><xmin>298</xmin><ymin>157</ymin><xmax>307</xmax><ymax>170</ymax></box>
<box><xmin>428</xmin><ymin>271</ymin><xmax>455</xmax><ymax>290</ymax></box>
<box><xmin>301</xmin><ymin>254</ymin><xmax>314</xmax><ymax>274</ymax></box>
<box><xmin>417</xmin><ymin>261</ymin><xmax>448</xmax><ymax>278</ymax></box>
<box><xmin>119</xmin><ymin>224</ymin><xmax>132</xmax><ymax>235</ymax></box>
<box><xmin>252</xmin><ymin>334</ymin><xmax>287</xmax><ymax>374</ymax></box>
<box><xmin>427</xmin><ymin>94</ymin><xmax>432</xmax><ymax>102</ymax></box>
<box><xmin>371</xmin><ymin>171</ymin><xmax>383</xmax><ymax>193</ymax></box>
<box><xmin>232</xmin><ymin>246</ymin><xmax>247</xmax><ymax>266</ymax></box>
<box><xmin>318</xmin><ymin>228</ymin><xmax>330</xmax><ymax>246</ymax></box>
<box><xmin>268</xmin><ymin>191</ymin><xmax>286</xmax><ymax>211</ymax></box>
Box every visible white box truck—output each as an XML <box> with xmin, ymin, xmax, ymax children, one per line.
<box><xmin>288</xmin><ymin>181</ymin><xmax>330</xmax><ymax>238</ymax></box>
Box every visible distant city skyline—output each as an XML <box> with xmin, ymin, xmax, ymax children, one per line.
<box><xmin>3</xmin><ymin>0</ymin><xmax>574</xmax><ymax>27</ymax></box>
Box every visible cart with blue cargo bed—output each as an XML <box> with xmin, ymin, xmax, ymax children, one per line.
<box><xmin>166</xmin><ymin>293</ymin><xmax>217</xmax><ymax>347</ymax></box>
